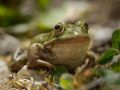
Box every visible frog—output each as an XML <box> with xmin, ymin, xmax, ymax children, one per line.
<box><xmin>9</xmin><ymin>21</ymin><xmax>91</xmax><ymax>71</ymax></box>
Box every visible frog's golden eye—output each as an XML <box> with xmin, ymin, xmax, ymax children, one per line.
<box><xmin>54</xmin><ymin>23</ymin><xmax>64</xmax><ymax>36</ymax></box>
<box><xmin>54</xmin><ymin>24</ymin><xmax>63</xmax><ymax>31</ymax></box>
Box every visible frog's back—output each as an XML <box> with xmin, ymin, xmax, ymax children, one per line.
<box><xmin>31</xmin><ymin>33</ymin><xmax>49</xmax><ymax>44</ymax></box>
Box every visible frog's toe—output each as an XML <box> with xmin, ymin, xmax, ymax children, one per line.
<box><xmin>27</xmin><ymin>59</ymin><xmax>55</xmax><ymax>70</ymax></box>
<box><xmin>38</xmin><ymin>60</ymin><xmax>55</xmax><ymax>69</ymax></box>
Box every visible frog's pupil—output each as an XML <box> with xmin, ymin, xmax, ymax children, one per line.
<box><xmin>55</xmin><ymin>25</ymin><xmax>61</xmax><ymax>30</ymax></box>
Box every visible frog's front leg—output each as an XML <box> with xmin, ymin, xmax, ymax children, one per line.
<box><xmin>27</xmin><ymin>43</ymin><xmax>54</xmax><ymax>69</ymax></box>
<box><xmin>74</xmin><ymin>51</ymin><xmax>97</xmax><ymax>77</ymax></box>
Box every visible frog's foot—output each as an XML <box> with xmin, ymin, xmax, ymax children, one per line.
<box><xmin>27</xmin><ymin>59</ymin><xmax>55</xmax><ymax>70</ymax></box>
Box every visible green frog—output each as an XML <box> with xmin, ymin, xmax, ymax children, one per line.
<box><xmin>9</xmin><ymin>21</ymin><xmax>91</xmax><ymax>71</ymax></box>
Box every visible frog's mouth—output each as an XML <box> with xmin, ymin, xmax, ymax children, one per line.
<box><xmin>45</xmin><ymin>36</ymin><xmax>90</xmax><ymax>46</ymax></box>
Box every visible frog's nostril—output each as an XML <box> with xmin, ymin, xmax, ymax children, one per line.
<box><xmin>84</xmin><ymin>22</ymin><xmax>89</xmax><ymax>30</ymax></box>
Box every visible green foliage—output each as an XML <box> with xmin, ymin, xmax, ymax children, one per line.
<box><xmin>111</xmin><ymin>62</ymin><xmax>120</xmax><ymax>72</ymax></box>
<box><xmin>100</xmin><ymin>70</ymin><xmax>120</xmax><ymax>90</ymax></box>
<box><xmin>37</xmin><ymin>0</ymin><xmax>50</xmax><ymax>11</ymax></box>
<box><xmin>98</xmin><ymin>29</ymin><xmax>120</xmax><ymax>65</ymax></box>
<box><xmin>0</xmin><ymin>5</ymin><xmax>30</xmax><ymax>27</ymax></box>
<box><xmin>60</xmin><ymin>73</ymin><xmax>73</xmax><ymax>90</ymax></box>
<box><xmin>51</xmin><ymin>66</ymin><xmax>68</xmax><ymax>84</ymax></box>
<box><xmin>98</xmin><ymin>48</ymin><xmax>119</xmax><ymax>64</ymax></box>
<box><xmin>52</xmin><ymin>66</ymin><xmax>68</xmax><ymax>76</ymax></box>
<box><xmin>0</xmin><ymin>5</ymin><xmax>15</xmax><ymax>17</ymax></box>
<box><xmin>112</xmin><ymin>29</ymin><xmax>120</xmax><ymax>50</ymax></box>
<box><xmin>92</xmin><ymin>68</ymin><xmax>106</xmax><ymax>77</ymax></box>
<box><xmin>0</xmin><ymin>5</ymin><xmax>16</xmax><ymax>26</ymax></box>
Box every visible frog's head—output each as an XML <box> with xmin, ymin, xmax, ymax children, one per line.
<box><xmin>31</xmin><ymin>21</ymin><xmax>90</xmax><ymax>45</ymax></box>
<box><xmin>52</xmin><ymin>21</ymin><xmax>89</xmax><ymax>40</ymax></box>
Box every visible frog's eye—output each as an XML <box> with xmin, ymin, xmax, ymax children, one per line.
<box><xmin>54</xmin><ymin>23</ymin><xmax>64</xmax><ymax>36</ymax></box>
<box><xmin>54</xmin><ymin>23</ymin><xmax>63</xmax><ymax>31</ymax></box>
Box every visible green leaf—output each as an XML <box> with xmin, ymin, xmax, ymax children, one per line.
<box><xmin>92</xmin><ymin>68</ymin><xmax>106</xmax><ymax>77</ymax></box>
<box><xmin>98</xmin><ymin>48</ymin><xmax>119</xmax><ymax>64</ymax></box>
<box><xmin>51</xmin><ymin>66</ymin><xmax>68</xmax><ymax>84</ymax></box>
<box><xmin>112</xmin><ymin>29</ymin><xmax>120</xmax><ymax>50</ymax></box>
<box><xmin>60</xmin><ymin>73</ymin><xmax>74</xmax><ymax>90</ymax></box>
<box><xmin>111</xmin><ymin>62</ymin><xmax>120</xmax><ymax>72</ymax></box>
<box><xmin>52</xmin><ymin>66</ymin><xmax>68</xmax><ymax>76</ymax></box>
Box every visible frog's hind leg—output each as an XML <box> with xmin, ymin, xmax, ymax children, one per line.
<box><xmin>27</xmin><ymin>43</ymin><xmax>54</xmax><ymax>69</ymax></box>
